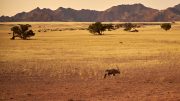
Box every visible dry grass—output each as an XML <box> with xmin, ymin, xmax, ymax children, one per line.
<box><xmin>0</xmin><ymin>22</ymin><xmax>180</xmax><ymax>101</ymax></box>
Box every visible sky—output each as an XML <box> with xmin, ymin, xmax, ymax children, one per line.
<box><xmin>0</xmin><ymin>0</ymin><xmax>180</xmax><ymax>16</ymax></box>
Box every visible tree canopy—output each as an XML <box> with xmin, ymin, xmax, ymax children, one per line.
<box><xmin>123</xmin><ymin>23</ymin><xmax>139</xmax><ymax>32</ymax></box>
<box><xmin>10</xmin><ymin>24</ymin><xmax>35</xmax><ymax>40</ymax></box>
<box><xmin>161</xmin><ymin>23</ymin><xmax>171</xmax><ymax>31</ymax></box>
<box><xmin>88</xmin><ymin>22</ymin><xmax>106</xmax><ymax>35</ymax></box>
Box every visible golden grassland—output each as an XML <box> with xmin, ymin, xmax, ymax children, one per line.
<box><xmin>0</xmin><ymin>22</ymin><xmax>180</xmax><ymax>101</ymax></box>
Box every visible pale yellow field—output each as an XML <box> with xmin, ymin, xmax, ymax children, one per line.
<box><xmin>0</xmin><ymin>22</ymin><xmax>180</xmax><ymax>101</ymax></box>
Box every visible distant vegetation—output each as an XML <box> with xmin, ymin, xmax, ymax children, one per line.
<box><xmin>88</xmin><ymin>22</ymin><xmax>105</xmax><ymax>35</ymax></box>
<box><xmin>123</xmin><ymin>23</ymin><xmax>139</xmax><ymax>32</ymax></box>
<box><xmin>10</xmin><ymin>24</ymin><xmax>35</xmax><ymax>40</ymax></box>
<box><xmin>103</xmin><ymin>24</ymin><xmax>115</xmax><ymax>31</ymax></box>
<box><xmin>88</xmin><ymin>22</ymin><xmax>141</xmax><ymax>35</ymax></box>
<box><xmin>87</xmin><ymin>22</ymin><xmax>175</xmax><ymax>35</ymax></box>
<box><xmin>161</xmin><ymin>23</ymin><xmax>171</xmax><ymax>31</ymax></box>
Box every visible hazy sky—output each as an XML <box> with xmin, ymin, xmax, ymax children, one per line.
<box><xmin>0</xmin><ymin>0</ymin><xmax>180</xmax><ymax>16</ymax></box>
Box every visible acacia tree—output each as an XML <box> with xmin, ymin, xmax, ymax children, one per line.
<box><xmin>88</xmin><ymin>22</ymin><xmax>106</xmax><ymax>35</ymax></box>
<box><xmin>161</xmin><ymin>23</ymin><xmax>171</xmax><ymax>31</ymax></box>
<box><xmin>10</xmin><ymin>24</ymin><xmax>35</xmax><ymax>40</ymax></box>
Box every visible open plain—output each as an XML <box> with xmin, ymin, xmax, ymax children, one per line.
<box><xmin>0</xmin><ymin>22</ymin><xmax>180</xmax><ymax>101</ymax></box>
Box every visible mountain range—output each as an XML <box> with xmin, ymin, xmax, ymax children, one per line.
<box><xmin>0</xmin><ymin>3</ymin><xmax>180</xmax><ymax>22</ymax></box>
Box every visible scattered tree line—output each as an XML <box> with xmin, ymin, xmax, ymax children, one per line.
<box><xmin>88</xmin><ymin>22</ymin><xmax>116</xmax><ymax>35</ymax></box>
<box><xmin>88</xmin><ymin>22</ymin><xmax>172</xmax><ymax>35</ymax></box>
<box><xmin>88</xmin><ymin>22</ymin><xmax>140</xmax><ymax>35</ymax></box>
<box><xmin>8</xmin><ymin>22</ymin><xmax>172</xmax><ymax>40</ymax></box>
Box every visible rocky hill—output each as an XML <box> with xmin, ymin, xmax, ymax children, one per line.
<box><xmin>0</xmin><ymin>3</ymin><xmax>180</xmax><ymax>22</ymax></box>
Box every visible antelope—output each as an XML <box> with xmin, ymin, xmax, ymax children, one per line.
<box><xmin>104</xmin><ymin>66</ymin><xmax>120</xmax><ymax>79</ymax></box>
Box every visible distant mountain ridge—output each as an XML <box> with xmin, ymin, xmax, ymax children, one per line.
<box><xmin>0</xmin><ymin>3</ymin><xmax>180</xmax><ymax>22</ymax></box>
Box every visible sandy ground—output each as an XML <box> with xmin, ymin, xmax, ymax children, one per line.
<box><xmin>0</xmin><ymin>22</ymin><xmax>180</xmax><ymax>101</ymax></box>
